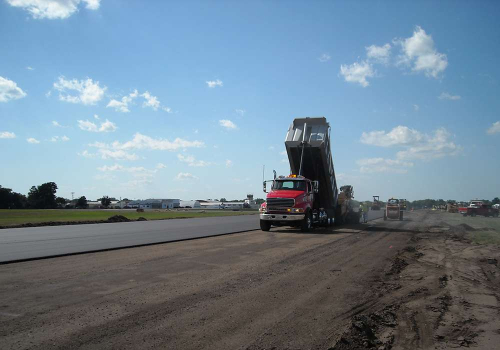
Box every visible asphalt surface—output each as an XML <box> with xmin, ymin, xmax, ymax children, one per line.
<box><xmin>0</xmin><ymin>215</ymin><xmax>259</xmax><ymax>263</ymax></box>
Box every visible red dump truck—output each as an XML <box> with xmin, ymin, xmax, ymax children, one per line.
<box><xmin>259</xmin><ymin>117</ymin><xmax>360</xmax><ymax>232</ymax></box>
<box><xmin>459</xmin><ymin>201</ymin><xmax>499</xmax><ymax>217</ymax></box>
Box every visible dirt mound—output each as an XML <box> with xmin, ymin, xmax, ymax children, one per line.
<box><xmin>136</xmin><ymin>217</ymin><xmax>147</xmax><ymax>221</ymax></box>
<box><xmin>107</xmin><ymin>215</ymin><xmax>131</xmax><ymax>223</ymax></box>
<box><xmin>455</xmin><ymin>223</ymin><xmax>476</xmax><ymax>231</ymax></box>
<box><xmin>330</xmin><ymin>305</ymin><xmax>398</xmax><ymax>349</ymax></box>
<box><xmin>386</xmin><ymin>257</ymin><xmax>408</xmax><ymax>276</ymax></box>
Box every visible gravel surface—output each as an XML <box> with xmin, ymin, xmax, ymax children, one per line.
<box><xmin>0</xmin><ymin>210</ymin><xmax>499</xmax><ymax>349</ymax></box>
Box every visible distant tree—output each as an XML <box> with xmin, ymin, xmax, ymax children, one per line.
<box><xmin>76</xmin><ymin>196</ymin><xmax>88</xmax><ymax>209</ymax></box>
<box><xmin>55</xmin><ymin>197</ymin><xmax>67</xmax><ymax>208</ymax></box>
<box><xmin>255</xmin><ymin>198</ymin><xmax>265</xmax><ymax>205</ymax></box>
<box><xmin>493</xmin><ymin>197</ymin><xmax>500</xmax><ymax>205</ymax></box>
<box><xmin>0</xmin><ymin>186</ymin><xmax>27</xmax><ymax>209</ymax></box>
<box><xmin>101</xmin><ymin>196</ymin><xmax>111</xmax><ymax>208</ymax></box>
<box><xmin>28</xmin><ymin>182</ymin><xmax>58</xmax><ymax>209</ymax></box>
<box><xmin>220</xmin><ymin>198</ymin><xmax>227</xmax><ymax>202</ymax></box>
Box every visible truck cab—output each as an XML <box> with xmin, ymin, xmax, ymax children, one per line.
<box><xmin>260</xmin><ymin>175</ymin><xmax>324</xmax><ymax>232</ymax></box>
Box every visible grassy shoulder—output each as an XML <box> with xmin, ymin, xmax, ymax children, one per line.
<box><xmin>0</xmin><ymin>209</ymin><xmax>258</xmax><ymax>227</ymax></box>
<box><xmin>438</xmin><ymin>211</ymin><xmax>500</xmax><ymax>245</ymax></box>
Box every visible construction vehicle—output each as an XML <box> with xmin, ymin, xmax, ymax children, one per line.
<box><xmin>259</xmin><ymin>117</ymin><xmax>360</xmax><ymax>232</ymax></box>
<box><xmin>446</xmin><ymin>201</ymin><xmax>458</xmax><ymax>213</ymax></box>
<box><xmin>384</xmin><ymin>198</ymin><xmax>403</xmax><ymax>221</ymax></box>
<box><xmin>371</xmin><ymin>196</ymin><xmax>381</xmax><ymax>210</ymax></box>
<box><xmin>399</xmin><ymin>199</ymin><xmax>407</xmax><ymax>211</ymax></box>
<box><xmin>459</xmin><ymin>201</ymin><xmax>499</xmax><ymax>217</ymax></box>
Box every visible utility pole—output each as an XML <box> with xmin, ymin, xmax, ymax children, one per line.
<box><xmin>71</xmin><ymin>192</ymin><xmax>75</xmax><ymax>200</ymax></box>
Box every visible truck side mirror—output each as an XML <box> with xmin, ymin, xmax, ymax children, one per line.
<box><xmin>263</xmin><ymin>181</ymin><xmax>267</xmax><ymax>193</ymax></box>
<box><xmin>313</xmin><ymin>181</ymin><xmax>319</xmax><ymax>193</ymax></box>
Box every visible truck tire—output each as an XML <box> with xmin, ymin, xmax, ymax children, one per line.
<box><xmin>260</xmin><ymin>220</ymin><xmax>271</xmax><ymax>232</ymax></box>
<box><xmin>471</xmin><ymin>212</ymin><xmax>476</xmax><ymax>217</ymax></box>
<box><xmin>301</xmin><ymin>211</ymin><xmax>313</xmax><ymax>232</ymax></box>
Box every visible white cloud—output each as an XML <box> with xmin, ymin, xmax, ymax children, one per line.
<box><xmin>78</xmin><ymin>150</ymin><xmax>95</xmax><ymax>158</ymax></box>
<box><xmin>26</xmin><ymin>66</ymin><xmax>34</xmax><ymax>71</ymax></box>
<box><xmin>77</xmin><ymin>119</ymin><xmax>117</xmax><ymax>133</ymax></box>
<box><xmin>0</xmin><ymin>131</ymin><xmax>16</xmax><ymax>139</ymax></box>
<box><xmin>438</xmin><ymin>92</ymin><xmax>461</xmax><ymax>100</ymax></box>
<box><xmin>487</xmin><ymin>121</ymin><xmax>500</xmax><ymax>135</ymax></box>
<box><xmin>219</xmin><ymin>119</ymin><xmax>237</xmax><ymax>130</ymax></box>
<box><xmin>176</xmin><ymin>172</ymin><xmax>198</xmax><ymax>180</ymax></box>
<box><xmin>361</xmin><ymin>126</ymin><xmax>423</xmax><ymax>147</ymax></box>
<box><xmin>141</xmin><ymin>91</ymin><xmax>160</xmax><ymax>110</ymax></box>
<box><xmin>162</xmin><ymin>106</ymin><xmax>172</xmax><ymax>113</ymax></box>
<box><xmin>235</xmin><ymin>109</ymin><xmax>245</xmax><ymax>116</ymax></box>
<box><xmin>98</xmin><ymin>164</ymin><xmax>124</xmax><ymax>172</ymax></box>
<box><xmin>361</xmin><ymin>125</ymin><xmax>461</xmax><ymax>162</ymax></box>
<box><xmin>156</xmin><ymin>163</ymin><xmax>166</xmax><ymax>169</ymax></box>
<box><xmin>395</xmin><ymin>128</ymin><xmax>461</xmax><ymax>160</ymax></box>
<box><xmin>318</xmin><ymin>53</ymin><xmax>331</xmax><ymax>62</ymax></box>
<box><xmin>357</xmin><ymin>158</ymin><xmax>413</xmax><ymax>174</ymax></box>
<box><xmin>413</xmin><ymin>104</ymin><xmax>419</xmax><ymax>111</ymax></box>
<box><xmin>206</xmin><ymin>79</ymin><xmax>223</xmax><ymax>88</ymax></box>
<box><xmin>90</xmin><ymin>133</ymin><xmax>204</xmax><ymax>152</ymax></box>
<box><xmin>106</xmin><ymin>89</ymin><xmax>138</xmax><ymax>113</ymax></box>
<box><xmin>27</xmin><ymin>137</ymin><xmax>40</xmax><ymax>144</ymax></box>
<box><xmin>279</xmin><ymin>150</ymin><xmax>287</xmax><ymax>156</ymax></box>
<box><xmin>177</xmin><ymin>154</ymin><xmax>211</xmax><ymax>167</ymax></box>
<box><xmin>268</xmin><ymin>146</ymin><xmax>275</xmax><ymax>150</ymax></box>
<box><xmin>98</xmin><ymin>149</ymin><xmax>138</xmax><ymax>161</ymax></box>
<box><xmin>397</xmin><ymin>26</ymin><xmax>448</xmax><ymax>78</ymax></box>
<box><xmin>366</xmin><ymin>43</ymin><xmax>391</xmax><ymax>64</ymax></box>
<box><xmin>339</xmin><ymin>61</ymin><xmax>374</xmax><ymax>87</ymax></box>
<box><xmin>50</xmin><ymin>135</ymin><xmax>70</xmax><ymax>142</ymax></box>
<box><xmin>45</xmin><ymin>90</ymin><xmax>52</xmax><ymax>98</ymax></box>
<box><xmin>225</xmin><ymin>159</ymin><xmax>232</xmax><ymax>168</ymax></box>
<box><xmin>83</xmin><ymin>0</ymin><xmax>99</xmax><ymax>10</ymax></box>
<box><xmin>6</xmin><ymin>0</ymin><xmax>100</xmax><ymax>19</ymax></box>
<box><xmin>0</xmin><ymin>76</ymin><xmax>27</xmax><ymax>102</ymax></box>
<box><xmin>52</xmin><ymin>120</ymin><xmax>64</xmax><ymax>127</ymax></box>
<box><xmin>54</xmin><ymin>76</ymin><xmax>106</xmax><ymax>105</ymax></box>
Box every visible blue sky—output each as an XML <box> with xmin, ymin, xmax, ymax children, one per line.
<box><xmin>1</xmin><ymin>0</ymin><xmax>499</xmax><ymax>202</ymax></box>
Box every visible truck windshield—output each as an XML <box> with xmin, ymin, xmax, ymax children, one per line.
<box><xmin>273</xmin><ymin>180</ymin><xmax>306</xmax><ymax>191</ymax></box>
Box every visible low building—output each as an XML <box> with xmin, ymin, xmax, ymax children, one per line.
<box><xmin>179</xmin><ymin>200</ymin><xmax>201</xmax><ymax>208</ymax></box>
<box><xmin>199</xmin><ymin>201</ymin><xmax>244</xmax><ymax>210</ymax></box>
<box><xmin>127</xmin><ymin>199</ymin><xmax>180</xmax><ymax>209</ymax></box>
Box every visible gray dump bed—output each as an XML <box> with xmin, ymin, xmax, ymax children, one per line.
<box><xmin>285</xmin><ymin>117</ymin><xmax>339</xmax><ymax>213</ymax></box>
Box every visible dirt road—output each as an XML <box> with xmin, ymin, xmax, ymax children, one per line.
<box><xmin>1</xmin><ymin>211</ymin><xmax>499</xmax><ymax>349</ymax></box>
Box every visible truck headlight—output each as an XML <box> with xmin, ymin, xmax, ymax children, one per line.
<box><xmin>291</xmin><ymin>208</ymin><xmax>304</xmax><ymax>213</ymax></box>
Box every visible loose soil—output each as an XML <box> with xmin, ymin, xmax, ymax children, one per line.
<box><xmin>0</xmin><ymin>210</ymin><xmax>499</xmax><ymax>349</ymax></box>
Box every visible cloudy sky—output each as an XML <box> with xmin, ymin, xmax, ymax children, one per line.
<box><xmin>1</xmin><ymin>0</ymin><xmax>499</xmax><ymax>202</ymax></box>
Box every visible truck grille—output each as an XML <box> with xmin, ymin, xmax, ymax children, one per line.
<box><xmin>267</xmin><ymin>198</ymin><xmax>295</xmax><ymax>209</ymax></box>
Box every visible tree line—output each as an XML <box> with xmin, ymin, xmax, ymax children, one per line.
<box><xmin>0</xmin><ymin>182</ymin><xmax>114</xmax><ymax>209</ymax></box>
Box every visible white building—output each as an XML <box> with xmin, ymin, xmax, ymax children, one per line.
<box><xmin>179</xmin><ymin>200</ymin><xmax>201</xmax><ymax>208</ymax></box>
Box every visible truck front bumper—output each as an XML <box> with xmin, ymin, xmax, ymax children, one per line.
<box><xmin>260</xmin><ymin>213</ymin><xmax>305</xmax><ymax>221</ymax></box>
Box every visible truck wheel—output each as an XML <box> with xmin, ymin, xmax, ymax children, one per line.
<box><xmin>260</xmin><ymin>220</ymin><xmax>271</xmax><ymax>232</ymax></box>
<box><xmin>471</xmin><ymin>212</ymin><xmax>476</xmax><ymax>217</ymax></box>
<box><xmin>301</xmin><ymin>212</ymin><xmax>312</xmax><ymax>232</ymax></box>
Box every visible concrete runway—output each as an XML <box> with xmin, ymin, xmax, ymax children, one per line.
<box><xmin>0</xmin><ymin>215</ymin><xmax>259</xmax><ymax>264</ymax></box>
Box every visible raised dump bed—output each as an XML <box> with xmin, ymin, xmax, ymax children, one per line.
<box><xmin>284</xmin><ymin>117</ymin><xmax>338</xmax><ymax>216</ymax></box>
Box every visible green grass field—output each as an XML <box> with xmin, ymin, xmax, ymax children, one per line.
<box><xmin>439</xmin><ymin>211</ymin><xmax>500</xmax><ymax>245</ymax></box>
<box><xmin>0</xmin><ymin>209</ymin><xmax>258</xmax><ymax>227</ymax></box>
